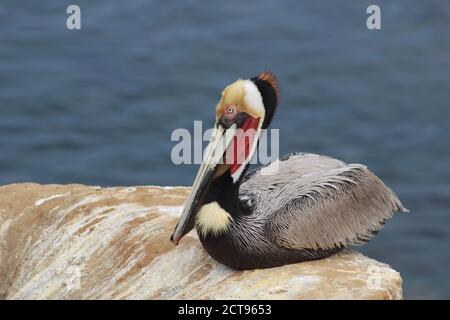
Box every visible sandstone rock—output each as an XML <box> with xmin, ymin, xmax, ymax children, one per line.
<box><xmin>0</xmin><ymin>183</ymin><xmax>402</xmax><ymax>300</ymax></box>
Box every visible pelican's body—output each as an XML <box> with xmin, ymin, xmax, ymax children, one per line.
<box><xmin>171</xmin><ymin>72</ymin><xmax>407</xmax><ymax>270</ymax></box>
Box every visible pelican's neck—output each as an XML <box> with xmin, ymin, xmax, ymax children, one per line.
<box><xmin>201</xmin><ymin>166</ymin><xmax>248</xmax><ymax>215</ymax></box>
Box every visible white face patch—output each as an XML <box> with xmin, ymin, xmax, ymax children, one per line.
<box><xmin>243</xmin><ymin>80</ymin><xmax>265</xmax><ymax>117</ymax></box>
<box><xmin>195</xmin><ymin>202</ymin><xmax>233</xmax><ymax>238</ymax></box>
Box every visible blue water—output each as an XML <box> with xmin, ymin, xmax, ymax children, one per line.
<box><xmin>1</xmin><ymin>1</ymin><xmax>449</xmax><ymax>299</ymax></box>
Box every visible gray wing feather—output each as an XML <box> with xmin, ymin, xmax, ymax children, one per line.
<box><xmin>240</xmin><ymin>153</ymin><xmax>407</xmax><ymax>251</ymax></box>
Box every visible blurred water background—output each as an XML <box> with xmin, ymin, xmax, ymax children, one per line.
<box><xmin>0</xmin><ymin>0</ymin><xmax>449</xmax><ymax>299</ymax></box>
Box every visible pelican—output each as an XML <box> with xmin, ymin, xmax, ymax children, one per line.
<box><xmin>170</xmin><ymin>71</ymin><xmax>407</xmax><ymax>270</ymax></box>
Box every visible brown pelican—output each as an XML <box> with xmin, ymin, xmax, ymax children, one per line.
<box><xmin>170</xmin><ymin>71</ymin><xmax>407</xmax><ymax>270</ymax></box>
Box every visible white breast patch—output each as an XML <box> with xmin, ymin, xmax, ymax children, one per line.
<box><xmin>195</xmin><ymin>202</ymin><xmax>233</xmax><ymax>238</ymax></box>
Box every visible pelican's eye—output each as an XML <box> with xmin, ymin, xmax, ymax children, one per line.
<box><xmin>226</xmin><ymin>105</ymin><xmax>235</xmax><ymax>115</ymax></box>
<box><xmin>219</xmin><ymin>105</ymin><xmax>239</xmax><ymax>128</ymax></box>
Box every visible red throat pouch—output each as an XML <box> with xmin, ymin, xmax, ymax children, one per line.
<box><xmin>226</xmin><ymin>116</ymin><xmax>260</xmax><ymax>174</ymax></box>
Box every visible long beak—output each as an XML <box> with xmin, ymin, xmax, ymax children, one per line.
<box><xmin>170</xmin><ymin>123</ymin><xmax>237</xmax><ymax>245</ymax></box>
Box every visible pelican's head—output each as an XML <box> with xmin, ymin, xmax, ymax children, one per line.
<box><xmin>171</xmin><ymin>71</ymin><xmax>279</xmax><ymax>245</ymax></box>
<box><xmin>215</xmin><ymin>71</ymin><xmax>279</xmax><ymax>130</ymax></box>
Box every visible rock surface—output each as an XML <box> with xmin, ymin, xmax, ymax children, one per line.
<box><xmin>0</xmin><ymin>183</ymin><xmax>402</xmax><ymax>300</ymax></box>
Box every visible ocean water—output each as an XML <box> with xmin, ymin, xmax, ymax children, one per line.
<box><xmin>0</xmin><ymin>1</ymin><xmax>449</xmax><ymax>299</ymax></box>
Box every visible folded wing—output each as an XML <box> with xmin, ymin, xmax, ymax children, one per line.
<box><xmin>240</xmin><ymin>153</ymin><xmax>407</xmax><ymax>251</ymax></box>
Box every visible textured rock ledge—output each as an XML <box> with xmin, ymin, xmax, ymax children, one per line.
<box><xmin>0</xmin><ymin>183</ymin><xmax>402</xmax><ymax>300</ymax></box>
